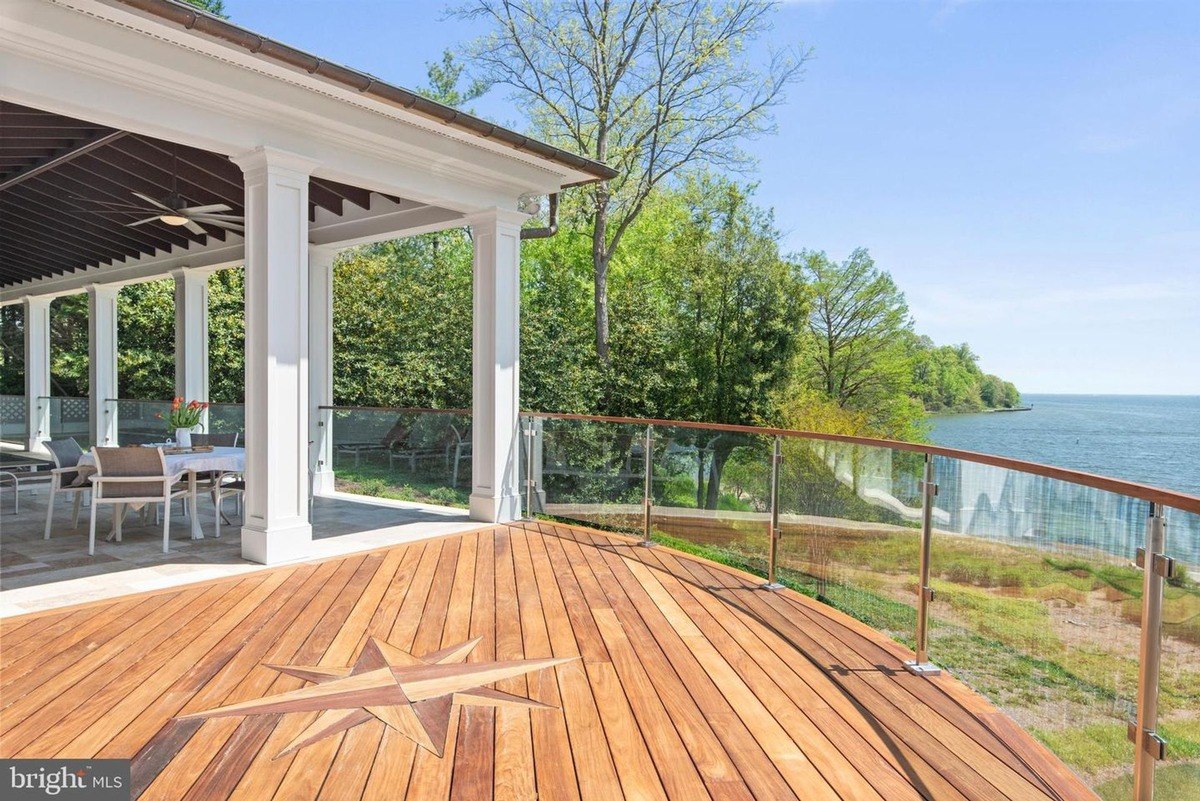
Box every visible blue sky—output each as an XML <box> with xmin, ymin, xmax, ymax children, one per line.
<box><xmin>227</xmin><ymin>0</ymin><xmax>1199</xmax><ymax>395</ymax></box>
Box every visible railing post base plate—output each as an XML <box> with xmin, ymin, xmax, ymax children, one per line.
<box><xmin>904</xmin><ymin>661</ymin><xmax>942</xmax><ymax>676</ymax></box>
<box><xmin>636</xmin><ymin>539</ymin><xmax>656</xmax><ymax>548</ymax></box>
<box><xmin>761</xmin><ymin>582</ymin><xmax>784</xmax><ymax>591</ymax></box>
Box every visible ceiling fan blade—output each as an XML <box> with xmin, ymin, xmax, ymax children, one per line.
<box><xmin>132</xmin><ymin>191</ymin><xmax>176</xmax><ymax>212</ymax></box>
<box><xmin>210</xmin><ymin>220</ymin><xmax>245</xmax><ymax>232</ymax></box>
<box><xmin>189</xmin><ymin>214</ymin><xmax>245</xmax><ymax>222</ymax></box>
<box><xmin>183</xmin><ymin>220</ymin><xmax>207</xmax><ymax>236</ymax></box>
<box><xmin>178</xmin><ymin>203</ymin><xmax>232</xmax><ymax>214</ymax></box>
<box><xmin>127</xmin><ymin>216</ymin><xmax>164</xmax><ymax>227</ymax></box>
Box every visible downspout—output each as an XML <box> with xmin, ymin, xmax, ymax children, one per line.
<box><xmin>520</xmin><ymin>194</ymin><xmax>559</xmax><ymax>240</ymax></box>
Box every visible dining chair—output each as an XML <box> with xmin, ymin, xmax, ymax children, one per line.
<box><xmin>42</xmin><ymin>438</ymin><xmax>91</xmax><ymax>540</ymax></box>
<box><xmin>88</xmin><ymin>447</ymin><xmax>187</xmax><ymax>555</ymax></box>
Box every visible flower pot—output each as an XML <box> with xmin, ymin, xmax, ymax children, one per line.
<box><xmin>175</xmin><ymin>428</ymin><xmax>193</xmax><ymax>448</ymax></box>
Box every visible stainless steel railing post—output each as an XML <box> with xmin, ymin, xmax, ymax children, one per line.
<box><xmin>639</xmin><ymin>424</ymin><xmax>655</xmax><ymax>547</ymax></box>
<box><xmin>1132</xmin><ymin>502</ymin><xmax>1170</xmax><ymax>800</ymax></box>
<box><xmin>523</xmin><ymin>417</ymin><xmax>536</xmax><ymax>520</ymax></box>
<box><xmin>905</xmin><ymin>452</ymin><xmax>941</xmax><ymax>676</ymax></box>
<box><xmin>763</xmin><ymin>435</ymin><xmax>784</xmax><ymax>590</ymax></box>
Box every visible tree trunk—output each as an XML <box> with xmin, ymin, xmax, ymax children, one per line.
<box><xmin>592</xmin><ymin>198</ymin><xmax>611</xmax><ymax>365</ymax></box>
<box><xmin>705</xmin><ymin>442</ymin><xmax>731</xmax><ymax>511</ymax></box>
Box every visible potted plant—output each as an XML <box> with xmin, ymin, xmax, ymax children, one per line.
<box><xmin>157</xmin><ymin>397</ymin><xmax>208</xmax><ymax>447</ymax></box>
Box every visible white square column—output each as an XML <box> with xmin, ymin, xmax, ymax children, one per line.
<box><xmin>232</xmin><ymin>146</ymin><xmax>319</xmax><ymax>564</ymax></box>
<box><xmin>308</xmin><ymin>245</ymin><xmax>336</xmax><ymax>496</ymax></box>
<box><xmin>87</xmin><ymin>284</ymin><xmax>119</xmax><ymax>447</ymax></box>
<box><xmin>23</xmin><ymin>296</ymin><xmax>51</xmax><ymax>454</ymax></box>
<box><xmin>468</xmin><ymin>209</ymin><xmax>526</xmax><ymax>523</ymax></box>
<box><xmin>173</xmin><ymin>268</ymin><xmax>210</xmax><ymax>419</ymax></box>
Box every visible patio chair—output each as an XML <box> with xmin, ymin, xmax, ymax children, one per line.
<box><xmin>42</xmin><ymin>438</ymin><xmax>91</xmax><ymax>540</ymax></box>
<box><xmin>88</xmin><ymin>447</ymin><xmax>187</xmax><ymax>555</ymax></box>
<box><xmin>150</xmin><ymin>431</ymin><xmax>240</xmax><ymax>523</ymax></box>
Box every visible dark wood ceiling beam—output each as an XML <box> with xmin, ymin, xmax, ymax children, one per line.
<box><xmin>0</xmin><ymin>256</ymin><xmax>60</xmax><ymax>283</ymax></box>
<box><xmin>1</xmin><ymin>230</ymin><xmax>104</xmax><ymax>272</ymax></box>
<box><xmin>0</xmin><ymin>130</ymin><xmax>127</xmax><ymax>192</ymax></box>
<box><xmin>79</xmin><ymin>148</ymin><xmax>243</xmax><ymax>211</ymax></box>
<box><xmin>8</xmin><ymin>176</ymin><xmax>194</xmax><ymax>250</ymax></box>
<box><xmin>0</xmin><ymin>251</ymin><xmax>69</xmax><ymax>282</ymax></box>
<box><xmin>313</xmin><ymin>178</ymin><xmax>372</xmax><ymax>211</ymax></box>
<box><xmin>126</xmin><ymin>135</ymin><xmax>244</xmax><ymax>186</ymax></box>
<box><xmin>305</xmin><ymin>181</ymin><xmax>345</xmax><ymax>216</ymax></box>
<box><xmin>6</xmin><ymin>183</ymin><xmax>193</xmax><ymax>251</ymax></box>
<box><xmin>1</xmin><ymin>196</ymin><xmax>169</xmax><ymax>256</ymax></box>
<box><xmin>3</xmin><ymin>209</ymin><xmax>145</xmax><ymax>264</ymax></box>
<box><xmin>34</xmin><ymin>163</ymin><xmax>208</xmax><ymax>246</ymax></box>
<box><xmin>108</xmin><ymin>138</ymin><xmax>245</xmax><ymax>202</ymax></box>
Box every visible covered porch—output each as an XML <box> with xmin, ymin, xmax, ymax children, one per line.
<box><xmin>0</xmin><ymin>0</ymin><xmax>612</xmax><ymax>568</ymax></box>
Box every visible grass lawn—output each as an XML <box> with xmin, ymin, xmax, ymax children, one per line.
<box><xmin>333</xmin><ymin>461</ymin><xmax>469</xmax><ymax>509</ymax></box>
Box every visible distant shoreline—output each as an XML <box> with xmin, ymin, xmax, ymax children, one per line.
<box><xmin>926</xmin><ymin>405</ymin><xmax>1031</xmax><ymax>417</ymax></box>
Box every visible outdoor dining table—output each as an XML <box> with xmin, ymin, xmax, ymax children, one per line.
<box><xmin>76</xmin><ymin>445</ymin><xmax>245</xmax><ymax>540</ymax></box>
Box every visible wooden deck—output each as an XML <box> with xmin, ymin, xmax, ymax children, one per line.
<box><xmin>0</xmin><ymin>521</ymin><xmax>1097</xmax><ymax>801</ymax></box>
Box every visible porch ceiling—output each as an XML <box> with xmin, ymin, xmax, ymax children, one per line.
<box><xmin>0</xmin><ymin>102</ymin><xmax>393</xmax><ymax>290</ymax></box>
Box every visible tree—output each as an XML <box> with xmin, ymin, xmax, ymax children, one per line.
<box><xmin>208</xmin><ymin>268</ymin><xmax>245</xmax><ymax>403</ymax></box>
<box><xmin>182</xmin><ymin>0</ymin><xmax>228</xmax><ymax>18</ymax></box>
<box><xmin>117</xmin><ymin>279</ymin><xmax>175</xmax><ymax>400</ymax></box>
<box><xmin>800</xmin><ymin>248</ymin><xmax>914</xmax><ymax>415</ymax></box>
<box><xmin>419</xmin><ymin>50</ymin><xmax>487</xmax><ymax>108</ymax></box>
<box><xmin>457</xmin><ymin>0</ymin><xmax>808</xmax><ymax>366</ymax></box>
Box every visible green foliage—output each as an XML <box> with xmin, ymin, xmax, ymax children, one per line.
<box><xmin>419</xmin><ymin>50</ymin><xmax>487</xmax><ymax>109</ymax></box>
<box><xmin>181</xmin><ymin>0</ymin><xmax>227</xmax><ymax>19</ymax></box>
<box><xmin>49</xmin><ymin>294</ymin><xmax>88</xmax><ymax>397</ymax></box>
<box><xmin>0</xmin><ymin>305</ymin><xmax>22</xmax><ymax>395</ymax></box>
<box><xmin>118</xmin><ymin>278</ymin><xmax>174</xmax><ymax>400</ymax></box>
<box><xmin>458</xmin><ymin>0</ymin><xmax>808</xmax><ymax>361</ymax></box>
<box><xmin>332</xmin><ymin>232</ymin><xmax>473</xmax><ymax>409</ymax></box>
<box><xmin>207</xmin><ymin>268</ymin><xmax>245</xmax><ymax>403</ymax></box>
<box><xmin>912</xmin><ymin>336</ymin><xmax>1020</xmax><ymax>412</ymax></box>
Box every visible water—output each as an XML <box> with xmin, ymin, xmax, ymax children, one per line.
<box><xmin>929</xmin><ymin>395</ymin><xmax>1200</xmax><ymax>563</ymax></box>
<box><xmin>929</xmin><ymin>394</ymin><xmax>1200</xmax><ymax>496</ymax></box>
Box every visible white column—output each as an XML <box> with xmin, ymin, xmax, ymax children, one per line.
<box><xmin>173</xmin><ymin>268</ymin><xmax>210</xmax><ymax>422</ymax></box>
<box><xmin>308</xmin><ymin>245</ymin><xmax>336</xmax><ymax>496</ymax></box>
<box><xmin>468</xmin><ymin>208</ymin><xmax>526</xmax><ymax>523</ymax></box>
<box><xmin>23</xmin><ymin>296</ymin><xmax>51</xmax><ymax>454</ymax></box>
<box><xmin>87</xmin><ymin>284</ymin><xmax>119</xmax><ymax>447</ymax></box>
<box><xmin>232</xmin><ymin>146</ymin><xmax>318</xmax><ymax>564</ymax></box>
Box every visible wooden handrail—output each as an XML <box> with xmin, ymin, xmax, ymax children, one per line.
<box><xmin>525</xmin><ymin>411</ymin><xmax>1200</xmax><ymax>516</ymax></box>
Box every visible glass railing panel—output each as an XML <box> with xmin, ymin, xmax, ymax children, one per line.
<box><xmin>0</xmin><ymin>394</ymin><xmax>26</xmax><ymax>446</ymax></box>
<box><xmin>326</xmin><ymin>406</ymin><xmax>470</xmax><ymax>509</ymax></box>
<box><xmin>113</xmin><ymin>399</ymin><xmax>171</xmax><ymax>445</ymax></box>
<box><xmin>533</xmin><ymin>417</ymin><xmax>650</xmax><ymax>535</ymax></box>
<box><xmin>41</xmin><ymin>396</ymin><xmax>92</xmax><ymax>449</ymax></box>
<box><xmin>647</xmin><ymin>424</ymin><xmax>774</xmax><ymax>577</ymax></box>
<box><xmin>928</xmin><ymin>454</ymin><xmax>1151</xmax><ymax>792</ymax></box>
<box><xmin>207</xmin><ymin>402</ymin><xmax>245</xmax><ymax>437</ymax></box>
<box><xmin>772</xmin><ymin>437</ymin><xmax>925</xmax><ymax>642</ymax></box>
<box><xmin>1145</xmin><ymin>506</ymin><xmax>1200</xmax><ymax>801</ymax></box>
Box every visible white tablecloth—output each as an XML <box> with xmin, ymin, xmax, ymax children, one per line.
<box><xmin>78</xmin><ymin>446</ymin><xmax>245</xmax><ymax>475</ymax></box>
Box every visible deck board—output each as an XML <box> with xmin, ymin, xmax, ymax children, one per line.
<box><xmin>0</xmin><ymin>522</ymin><xmax>1098</xmax><ymax>801</ymax></box>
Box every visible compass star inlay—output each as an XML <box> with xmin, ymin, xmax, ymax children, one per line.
<box><xmin>178</xmin><ymin>637</ymin><xmax>576</xmax><ymax>758</ymax></box>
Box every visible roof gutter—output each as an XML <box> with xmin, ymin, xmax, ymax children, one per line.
<box><xmin>519</xmin><ymin>193</ymin><xmax>558</xmax><ymax>240</ymax></box>
<box><xmin>106</xmin><ymin>0</ymin><xmax>617</xmax><ymax>186</ymax></box>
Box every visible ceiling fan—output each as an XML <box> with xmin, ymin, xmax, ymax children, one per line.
<box><xmin>73</xmin><ymin>146</ymin><xmax>244</xmax><ymax>236</ymax></box>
